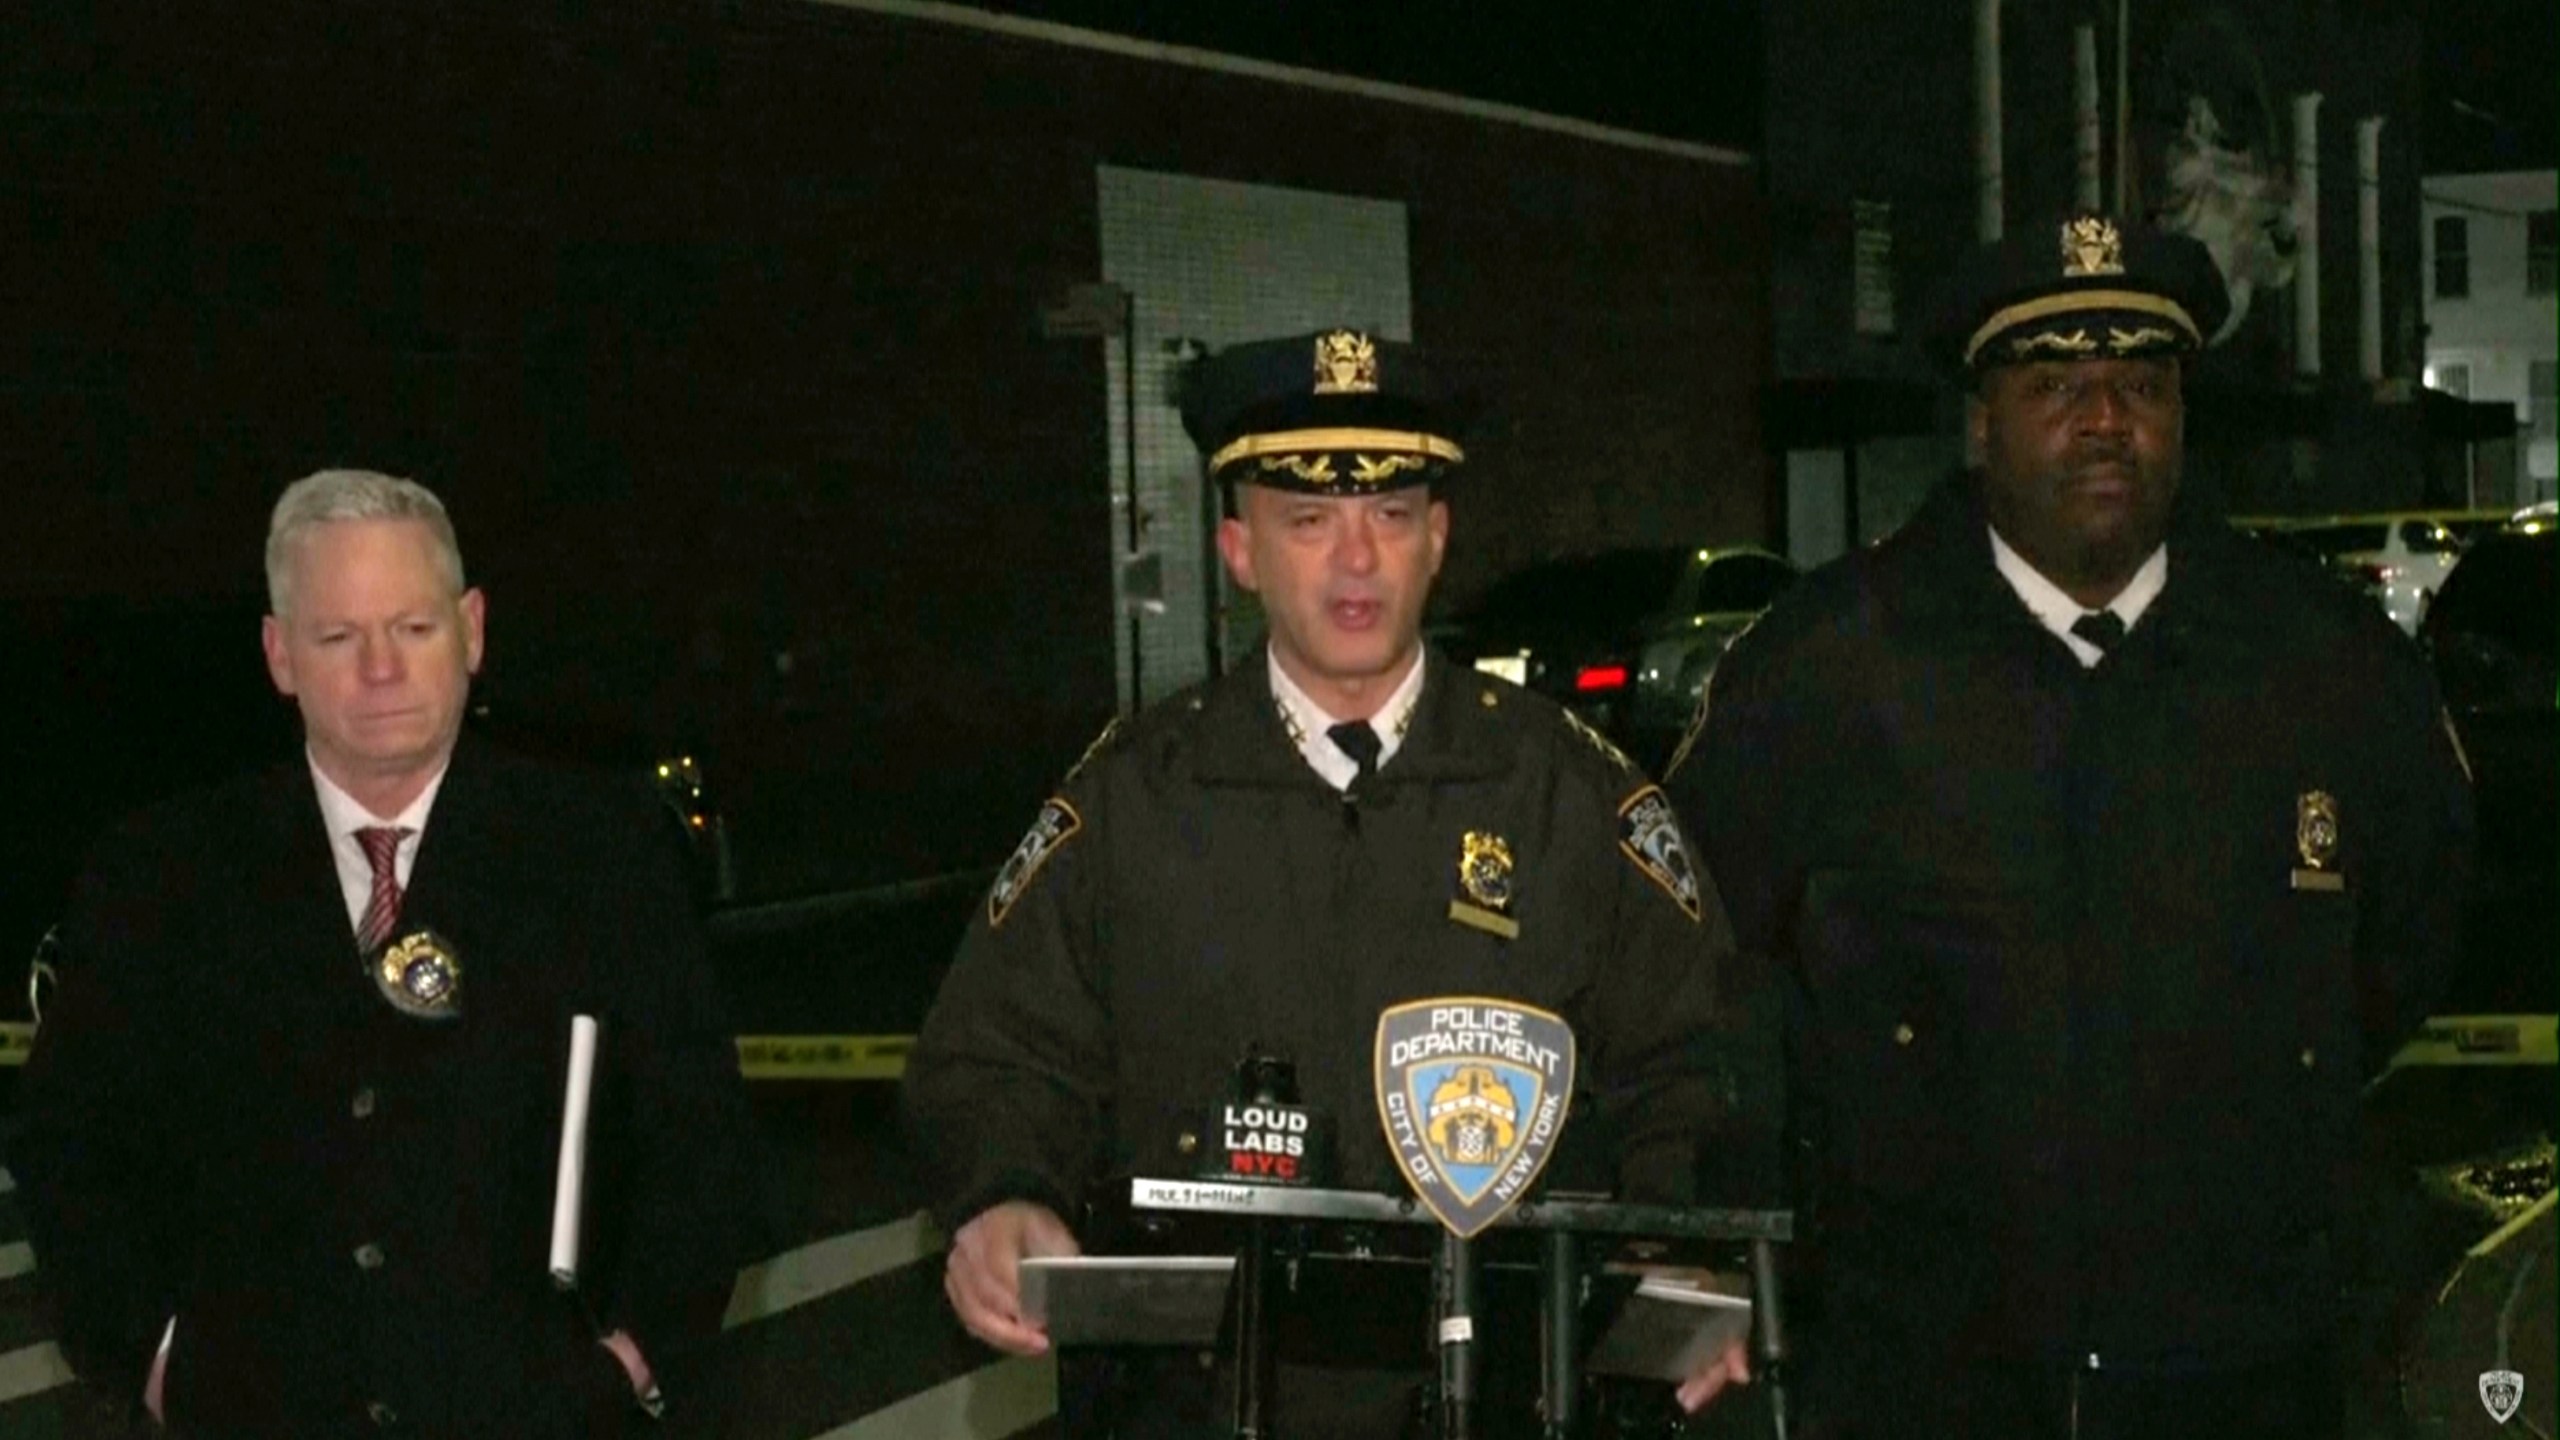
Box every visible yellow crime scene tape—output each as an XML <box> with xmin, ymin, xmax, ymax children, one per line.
<box><xmin>732</xmin><ymin>1033</ymin><xmax>913</xmax><ymax>1081</ymax></box>
<box><xmin>0</xmin><ymin>1020</ymin><xmax>915</xmax><ymax>1081</ymax></box>
<box><xmin>2383</xmin><ymin>1015</ymin><xmax>2559</xmax><ymax>1073</ymax></box>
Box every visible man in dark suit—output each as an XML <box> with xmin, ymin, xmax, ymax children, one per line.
<box><xmin>16</xmin><ymin>470</ymin><xmax>769</xmax><ymax>1438</ymax></box>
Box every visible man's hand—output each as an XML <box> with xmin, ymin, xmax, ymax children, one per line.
<box><xmin>598</xmin><ymin>1331</ymin><xmax>653</xmax><ymax>1396</ymax></box>
<box><xmin>944</xmin><ymin>1200</ymin><xmax>1080</xmax><ymax>1355</ymax></box>
<box><xmin>1674</xmin><ymin>1334</ymin><xmax>1752</xmax><ymax>1413</ymax></box>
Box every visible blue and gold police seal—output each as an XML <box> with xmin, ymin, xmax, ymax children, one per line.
<box><xmin>1375</xmin><ymin>998</ymin><xmax>1577</xmax><ymax>1237</ymax></box>
<box><xmin>374</xmin><ymin>929</ymin><xmax>463</xmax><ymax>1021</ymax></box>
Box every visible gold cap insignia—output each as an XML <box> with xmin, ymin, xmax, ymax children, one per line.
<box><xmin>1457</xmin><ymin>831</ymin><xmax>1515</xmax><ymax>913</ymax></box>
<box><xmin>374</xmin><ymin>930</ymin><xmax>463</xmax><ymax>1021</ymax></box>
<box><xmin>2061</xmin><ymin>215</ymin><xmax>2125</xmax><ymax>278</ymax></box>
<box><xmin>1312</xmin><ymin>329</ymin><xmax>1380</xmax><ymax>395</ymax></box>
<box><xmin>2296</xmin><ymin>790</ymin><xmax>2340</xmax><ymax>871</ymax></box>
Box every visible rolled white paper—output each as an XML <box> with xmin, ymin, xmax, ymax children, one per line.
<box><xmin>549</xmin><ymin>1014</ymin><xmax>600</xmax><ymax>1287</ymax></box>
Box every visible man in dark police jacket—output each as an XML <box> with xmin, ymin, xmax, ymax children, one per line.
<box><xmin>1665</xmin><ymin>216</ymin><xmax>2474</xmax><ymax>1438</ymax></box>
<box><xmin>16</xmin><ymin>470</ymin><xmax>769</xmax><ymax>1438</ymax></box>
<box><xmin>905</xmin><ymin>330</ymin><xmax>1753</xmax><ymax>1435</ymax></box>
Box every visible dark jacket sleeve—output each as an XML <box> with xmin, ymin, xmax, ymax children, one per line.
<box><xmin>12</xmin><ymin>823</ymin><xmax>189</xmax><ymax>1410</ymax></box>
<box><xmin>2350</xmin><ymin>642</ymin><xmax>2477</xmax><ymax>1065</ymax></box>
<box><xmin>1661</xmin><ymin>614</ymin><xmax>1835</xmax><ymax>1206</ymax></box>
<box><xmin>589</xmin><ymin>790</ymin><xmax>778</xmax><ymax>1369</ymax></box>
<box><xmin>1662</xmin><ymin>615</ymin><xmax>1822</xmax><ymax>965</ymax></box>
<box><xmin>901</xmin><ymin>779</ymin><xmax>1117</xmax><ymax>1235</ymax></box>
<box><xmin>1532</xmin><ymin>704</ymin><xmax>1750</xmax><ymax>1207</ymax></box>
<box><xmin>1577</xmin><ymin>773</ymin><xmax>1743</xmax><ymax>1206</ymax></box>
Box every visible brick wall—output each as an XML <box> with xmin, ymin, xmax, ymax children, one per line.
<box><xmin>1</xmin><ymin>0</ymin><xmax>1766</xmax><ymax>892</ymax></box>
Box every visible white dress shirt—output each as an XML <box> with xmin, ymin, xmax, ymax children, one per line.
<box><xmin>309</xmin><ymin>757</ymin><xmax>448</xmax><ymax>936</ymax></box>
<box><xmin>1988</xmin><ymin>527</ymin><xmax>2169</xmax><ymax>669</ymax></box>
<box><xmin>1268</xmin><ymin>647</ymin><xmax>1427</xmax><ymax>792</ymax></box>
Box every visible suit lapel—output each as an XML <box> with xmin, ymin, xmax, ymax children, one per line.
<box><xmin>241</xmin><ymin>761</ymin><xmax>377</xmax><ymax>1032</ymax></box>
<box><xmin>398</xmin><ymin>738</ymin><xmax>519</xmax><ymax>970</ymax></box>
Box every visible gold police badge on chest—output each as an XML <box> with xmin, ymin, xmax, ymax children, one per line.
<box><xmin>2290</xmin><ymin>790</ymin><xmax>2345</xmax><ymax>892</ymax></box>
<box><xmin>1449</xmin><ymin>831</ymin><xmax>1520</xmax><ymax>940</ymax></box>
<box><xmin>374</xmin><ymin>930</ymin><xmax>464</xmax><ymax>1020</ymax></box>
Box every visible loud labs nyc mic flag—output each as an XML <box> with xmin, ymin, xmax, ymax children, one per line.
<box><xmin>1375</xmin><ymin>998</ymin><xmax>1577</xmax><ymax>1238</ymax></box>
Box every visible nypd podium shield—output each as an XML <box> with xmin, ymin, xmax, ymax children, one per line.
<box><xmin>1375</xmin><ymin>998</ymin><xmax>1577</xmax><ymax>1238</ymax></box>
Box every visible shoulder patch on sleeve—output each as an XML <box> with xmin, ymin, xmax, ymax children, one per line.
<box><xmin>988</xmin><ymin>797</ymin><xmax>1082</xmax><ymax>929</ymax></box>
<box><xmin>1616</xmin><ymin>784</ymin><xmax>1703</xmax><ymax>923</ymax></box>
<box><xmin>1559</xmin><ymin>707</ymin><xmax>1637</xmax><ymax>774</ymax></box>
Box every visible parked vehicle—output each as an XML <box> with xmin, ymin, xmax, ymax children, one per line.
<box><xmin>2237</xmin><ymin>512</ymin><xmax>2490</xmax><ymax>634</ymax></box>
<box><xmin>2419</xmin><ymin>523</ymin><xmax>2555</xmax><ymax>1015</ymax></box>
<box><xmin>1431</xmin><ymin>545</ymin><xmax>1796</xmax><ymax>770</ymax></box>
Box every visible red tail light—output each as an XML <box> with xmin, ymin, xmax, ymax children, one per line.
<box><xmin>1574</xmin><ymin>664</ymin><xmax>1630</xmax><ymax>693</ymax></box>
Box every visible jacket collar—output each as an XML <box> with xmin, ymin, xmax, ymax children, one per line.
<box><xmin>1888</xmin><ymin>473</ymin><xmax>2254</xmax><ymax>656</ymax></box>
<box><xmin>1186</xmin><ymin>647</ymin><xmax>1512</xmax><ymax>788</ymax></box>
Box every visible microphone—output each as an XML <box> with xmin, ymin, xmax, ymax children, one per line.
<box><xmin>1193</xmin><ymin>1048</ymin><xmax>1336</xmax><ymax>1187</ymax></box>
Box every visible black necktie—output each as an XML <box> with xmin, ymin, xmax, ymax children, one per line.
<box><xmin>2070</xmin><ymin>609</ymin><xmax>2128</xmax><ymax>655</ymax></box>
<box><xmin>1327</xmin><ymin>721</ymin><xmax>1383</xmax><ymax>786</ymax></box>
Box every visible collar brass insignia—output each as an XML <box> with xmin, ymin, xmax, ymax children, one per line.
<box><xmin>1457</xmin><ymin>831</ymin><xmax>1515</xmax><ymax>913</ymax></box>
<box><xmin>1312</xmin><ymin>329</ymin><xmax>1380</xmax><ymax>395</ymax></box>
<box><xmin>2296</xmin><ymin>790</ymin><xmax>2340</xmax><ymax>871</ymax></box>
<box><xmin>2061</xmin><ymin>215</ymin><xmax>2125</xmax><ymax>278</ymax></box>
<box><xmin>375</xmin><ymin>930</ymin><xmax>463</xmax><ymax>1021</ymax></box>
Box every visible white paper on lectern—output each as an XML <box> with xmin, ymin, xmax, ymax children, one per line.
<box><xmin>548</xmin><ymin>1014</ymin><xmax>600</xmax><ymax>1286</ymax></box>
<box><xmin>1582</xmin><ymin>1276</ymin><xmax>1754</xmax><ymax>1383</ymax></box>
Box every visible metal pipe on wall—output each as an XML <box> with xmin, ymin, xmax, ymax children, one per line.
<box><xmin>2113</xmin><ymin>0</ymin><xmax>2131</xmax><ymax>212</ymax></box>
<box><xmin>2357</xmin><ymin>116</ymin><xmax>2386</xmax><ymax>382</ymax></box>
<box><xmin>2075</xmin><ymin>26</ymin><xmax>2102</xmax><ymax>210</ymax></box>
<box><xmin>1976</xmin><ymin>0</ymin><xmax>2003</xmax><ymax>242</ymax></box>
<box><xmin>2293</xmin><ymin>93</ymin><xmax>2323</xmax><ymax>378</ymax></box>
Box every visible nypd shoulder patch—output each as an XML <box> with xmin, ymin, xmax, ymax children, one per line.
<box><xmin>1616</xmin><ymin>784</ymin><xmax>1702</xmax><ymax>923</ymax></box>
<box><xmin>987</xmin><ymin>797</ymin><xmax>1082</xmax><ymax>929</ymax></box>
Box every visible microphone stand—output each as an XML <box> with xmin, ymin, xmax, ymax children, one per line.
<box><xmin>1752</xmin><ymin>1236</ymin><xmax>1791</xmax><ymax>1440</ymax></box>
<box><xmin>1233</xmin><ymin>1214</ymin><xmax>1275</xmax><ymax>1440</ymax></box>
<box><xmin>1434</xmin><ymin>1230</ymin><xmax>1479</xmax><ymax>1440</ymax></box>
<box><xmin>1538</xmin><ymin>1230</ymin><xmax>1579</xmax><ymax>1440</ymax></box>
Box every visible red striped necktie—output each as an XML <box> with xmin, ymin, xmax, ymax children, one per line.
<box><xmin>355</xmin><ymin>825</ymin><xmax>413</xmax><ymax>953</ymax></box>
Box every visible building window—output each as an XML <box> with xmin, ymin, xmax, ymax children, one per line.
<box><xmin>2434</xmin><ymin>215</ymin><xmax>2470</xmax><ymax>299</ymax></box>
<box><xmin>2533</xmin><ymin>360</ymin><xmax>2557</xmax><ymax>444</ymax></box>
<box><xmin>2530</xmin><ymin>211</ymin><xmax>2557</xmax><ymax>297</ymax></box>
<box><xmin>2433</xmin><ymin>361</ymin><xmax>2472</xmax><ymax>398</ymax></box>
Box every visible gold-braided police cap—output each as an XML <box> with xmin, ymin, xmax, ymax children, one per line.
<box><xmin>1934</xmin><ymin>212</ymin><xmax>2233</xmax><ymax>375</ymax></box>
<box><xmin>1179</xmin><ymin>329</ymin><xmax>1467</xmax><ymax>495</ymax></box>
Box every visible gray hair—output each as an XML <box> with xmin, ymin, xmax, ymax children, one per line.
<box><xmin>265</xmin><ymin>469</ymin><xmax>467</xmax><ymax>616</ymax></box>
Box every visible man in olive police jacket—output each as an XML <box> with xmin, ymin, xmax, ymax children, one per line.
<box><xmin>905</xmin><ymin>330</ymin><xmax>1753</xmax><ymax>1435</ymax></box>
<box><xmin>16</xmin><ymin>470</ymin><xmax>769</xmax><ymax>1438</ymax></box>
<box><xmin>1664</xmin><ymin>217</ymin><xmax>2475</xmax><ymax>1437</ymax></box>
